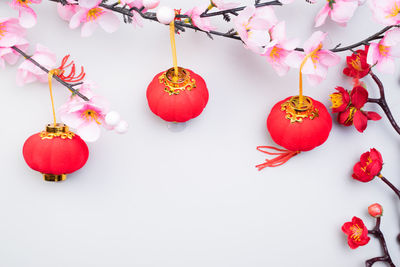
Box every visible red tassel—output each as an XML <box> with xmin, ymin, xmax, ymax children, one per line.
<box><xmin>256</xmin><ymin>146</ymin><xmax>300</xmax><ymax>170</ymax></box>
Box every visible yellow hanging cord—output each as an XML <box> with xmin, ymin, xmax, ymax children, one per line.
<box><xmin>169</xmin><ymin>21</ymin><xmax>179</xmax><ymax>80</ymax></box>
<box><xmin>48</xmin><ymin>69</ymin><xmax>60</xmax><ymax>126</ymax></box>
<box><xmin>298</xmin><ymin>44</ymin><xmax>322</xmax><ymax>106</ymax></box>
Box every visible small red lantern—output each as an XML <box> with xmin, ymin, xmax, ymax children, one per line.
<box><xmin>23</xmin><ymin>123</ymin><xmax>89</xmax><ymax>182</ymax></box>
<box><xmin>257</xmin><ymin>95</ymin><xmax>332</xmax><ymax>170</ymax></box>
<box><xmin>146</xmin><ymin>67</ymin><xmax>209</xmax><ymax>122</ymax></box>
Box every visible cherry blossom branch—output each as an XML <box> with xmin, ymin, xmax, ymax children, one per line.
<box><xmin>50</xmin><ymin>0</ymin><xmax>281</xmax><ymax>41</ymax></box>
<box><xmin>367</xmin><ymin>217</ymin><xmax>395</xmax><ymax>267</ymax></box>
<box><xmin>378</xmin><ymin>174</ymin><xmax>400</xmax><ymax>201</ymax></box>
<box><xmin>366</xmin><ymin>72</ymin><xmax>400</xmax><ymax>135</ymax></box>
<box><xmin>50</xmin><ymin>0</ymin><xmax>400</xmax><ymax>53</ymax></box>
<box><xmin>11</xmin><ymin>46</ymin><xmax>89</xmax><ymax>101</ymax></box>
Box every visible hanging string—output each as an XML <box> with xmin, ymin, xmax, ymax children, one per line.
<box><xmin>169</xmin><ymin>21</ymin><xmax>179</xmax><ymax>79</ymax></box>
<box><xmin>298</xmin><ymin>44</ymin><xmax>322</xmax><ymax>106</ymax></box>
<box><xmin>256</xmin><ymin>146</ymin><xmax>300</xmax><ymax>170</ymax></box>
<box><xmin>48</xmin><ymin>69</ymin><xmax>61</xmax><ymax>126</ymax></box>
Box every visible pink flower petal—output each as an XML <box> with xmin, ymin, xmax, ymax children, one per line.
<box><xmin>271</xmin><ymin>21</ymin><xmax>285</xmax><ymax>42</ymax></box>
<box><xmin>318</xmin><ymin>50</ymin><xmax>341</xmax><ymax>66</ymax></box>
<box><xmin>98</xmin><ymin>12</ymin><xmax>120</xmax><ymax>33</ymax></box>
<box><xmin>367</xmin><ymin>42</ymin><xmax>379</xmax><ymax>65</ymax></box>
<box><xmin>314</xmin><ymin>4</ymin><xmax>330</xmax><ymax>27</ymax></box>
<box><xmin>285</xmin><ymin>51</ymin><xmax>304</xmax><ymax>68</ymax></box>
<box><xmin>330</xmin><ymin>0</ymin><xmax>358</xmax><ymax>24</ymax></box>
<box><xmin>382</xmin><ymin>28</ymin><xmax>400</xmax><ymax>46</ymax></box>
<box><xmin>70</xmin><ymin>10</ymin><xmax>86</xmax><ymax>29</ymax></box>
<box><xmin>271</xmin><ymin>61</ymin><xmax>290</xmax><ymax>76</ymax></box>
<box><xmin>306</xmin><ymin>74</ymin><xmax>324</xmax><ymax>86</ymax></box>
<box><xmin>57</xmin><ymin>3</ymin><xmax>80</xmax><ymax>21</ymax></box>
<box><xmin>19</xmin><ymin>7</ymin><xmax>37</xmax><ymax>28</ymax></box>
<box><xmin>304</xmin><ymin>31</ymin><xmax>326</xmax><ymax>53</ymax></box>
<box><xmin>376</xmin><ymin>56</ymin><xmax>395</xmax><ymax>73</ymax></box>
<box><xmin>60</xmin><ymin>111</ymin><xmax>85</xmax><ymax>128</ymax></box>
<box><xmin>77</xmin><ymin>121</ymin><xmax>101</xmax><ymax>142</ymax></box>
<box><xmin>81</xmin><ymin>21</ymin><xmax>98</xmax><ymax>37</ymax></box>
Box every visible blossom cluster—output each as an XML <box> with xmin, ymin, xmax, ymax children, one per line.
<box><xmin>330</xmin><ymin>85</ymin><xmax>381</xmax><ymax>133</ymax></box>
<box><xmin>35</xmin><ymin>0</ymin><xmax>399</xmax><ymax>86</ymax></box>
<box><xmin>0</xmin><ymin>14</ymin><xmax>127</xmax><ymax>142</ymax></box>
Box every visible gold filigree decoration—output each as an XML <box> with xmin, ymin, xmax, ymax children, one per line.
<box><xmin>40</xmin><ymin>123</ymin><xmax>75</xmax><ymax>140</ymax></box>
<box><xmin>40</xmin><ymin>131</ymin><xmax>75</xmax><ymax>140</ymax></box>
<box><xmin>281</xmin><ymin>96</ymin><xmax>319</xmax><ymax>123</ymax></box>
<box><xmin>159</xmin><ymin>67</ymin><xmax>196</xmax><ymax>95</ymax></box>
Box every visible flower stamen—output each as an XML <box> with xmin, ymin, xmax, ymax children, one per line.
<box><xmin>350</xmin><ymin>55</ymin><xmax>362</xmax><ymax>71</ymax></box>
<box><xmin>269</xmin><ymin>47</ymin><xmax>282</xmax><ymax>61</ymax></box>
<box><xmin>82</xmin><ymin>109</ymin><xmax>102</xmax><ymax>124</ymax></box>
<box><xmin>386</xmin><ymin>2</ymin><xmax>400</xmax><ymax>18</ymax></box>
<box><xmin>350</xmin><ymin>224</ymin><xmax>363</xmax><ymax>242</ymax></box>
<box><xmin>378</xmin><ymin>45</ymin><xmax>390</xmax><ymax>57</ymax></box>
<box><xmin>330</xmin><ymin>93</ymin><xmax>343</xmax><ymax>109</ymax></box>
<box><xmin>17</xmin><ymin>0</ymin><xmax>32</xmax><ymax>7</ymax></box>
<box><xmin>0</xmin><ymin>24</ymin><xmax>6</xmax><ymax>39</ymax></box>
<box><xmin>86</xmin><ymin>8</ymin><xmax>105</xmax><ymax>22</ymax></box>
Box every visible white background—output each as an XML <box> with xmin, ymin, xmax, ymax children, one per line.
<box><xmin>0</xmin><ymin>1</ymin><xmax>400</xmax><ymax>266</ymax></box>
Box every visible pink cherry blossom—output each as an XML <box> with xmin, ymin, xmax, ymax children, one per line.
<box><xmin>211</xmin><ymin>0</ymin><xmax>239</xmax><ymax>10</ymax></box>
<box><xmin>59</xmin><ymin>82</ymin><xmax>110</xmax><ymax>142</ymax></box>
<box><xmin>9</xmin><ymin>0</ymin><xmax>41</xmax><ymax>28</ymax></box>
<box><xmin>69</xmin><ymin>1</ymin><xmax>120</xmax><ymax>37</ymax></box>
<box><xmin>369</xmin><ymin>0</ymin><xmax>400</xmax><ymax>25</ymax></box>
<box><xmin>315</xmin><ymin>0</ymin><xmax>359</xmax><ymax>27</ymax></box>
<box><xmin>233</xmin><ymin>6</ymin><xmax>277</xmax><ymax>53</ymax></box>
<box><xmin>262</xmin><ymin>21</ymin><xmax>299</xmax><ymax>76</ymax></box>
<box><xmin>16</xmin><ymin>44</ymin><xmax>57</xmax><ymax>86</ymax></box>
<box><xmin>367</xmin><ymin>28</ymin><xmax>400</xmax><ymax>73</ymax></box>
<box><xmin>0</xmin><ymin>17</ymin><xmax>26</xmax><ymax>47</ymax></box>
<box><xmin>286</xmin><ymin>31</ymin><xmax>341</xmax><ymax>85</ymax></box>
<box><xmin>57</xmin><ymin>3</ymin><xmax>81</xmax><ymax>21</ymax></box>
<box><xmin>185</xmin><ymin>6</ymin><xmax>216</xmax><ymax>32</ymax></box>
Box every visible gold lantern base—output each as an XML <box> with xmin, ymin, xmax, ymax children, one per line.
<box><xmin>43</xmin><ymin>174</ymin><xmax>67</xmax><ymax>182</ymax></box>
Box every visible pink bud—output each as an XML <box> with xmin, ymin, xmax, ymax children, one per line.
<box><xmin>368</xmin><ymin>203</ymin><xmax>383</xmax><ymax>218</ymax></box>
<box><xmin>156</xmin><ymin>6</ymin><xmax>175</xmax><ymax>24</ymax></box>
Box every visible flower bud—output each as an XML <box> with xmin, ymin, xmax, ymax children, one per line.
<box><xmin>156</xmin><ymin>6</ymin><xmax>175</xmax><ymax>24</ymax></box>
<box><xmin>114</xmin><ymin>120</ymin><xmax>128</xmax><ymax>134</ymax></box>
<box><xmin>105</xmin><ymin>111</ymin><xmax>121</xmax><ymax>127</ymax></box>
<box><xmin>368</xmin><ymin>203</ymin><xmax>383</xmax><ymax>218</ymax></box>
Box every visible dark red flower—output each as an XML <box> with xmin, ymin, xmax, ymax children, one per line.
<box><xmin>330</xmin><ymin>87</ymin><xmax>350</xmax><ymax>113</ymax></box>
<box><xmin>342</xmin><ymin>216</ymin><xmax>370</xmax><ymax>249</ymax></box>
<box><xmin>334</xmin><ymin>86</ymin><xmax>381</xmax><ymax>132</ymax></box>
<box><xmin>343</xmin><ymin>46</ymin><xmax>370</xmax><ymax>79</ymax></box>
<box><xmin>352</xmin><ymin>148</ymin><xmax>383</xmax><ymax>182</ymax></box>
<box><xmin>350</xmin><ymin>86</ymin><xmax>368</xmax><ymax>109</ymax></box>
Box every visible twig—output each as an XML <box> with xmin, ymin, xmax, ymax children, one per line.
<box><xmin>378</xmin><ymin>174</ymin><xmax>400</xmax><ymax>201</ymax></box>
<box><xmin>11</xmin><ymin>46</ymin><xmax>89</xmax><ymax>101</ymax></box>
<box><xmin>367</xmin><ymin>72</ymin><xmax>400</xmax><ymax>135</ymax></box>
<box><xmin>366</xmin><ymin>217</ymin><xmax>395</xmax><ymax>267</ymax></box>
<box><xmin>200</xmin><ymin>1</ymin><xmax>283</xmax><ymax>18</ymax></box>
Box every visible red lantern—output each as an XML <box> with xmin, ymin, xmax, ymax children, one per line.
<box><xmin>146</xmin><ymin>67</ymin><xmax>209</xmax><ymax>122</ymax></box>
<box><xmin>23</xmin><ymin>123</ymin><xmax>89</xmax><ymax>182</ymax></box>
<box><xmin>257</xmin><ymin>96</ymin><xmax>332</xmax><ymax>170</ymax></box>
